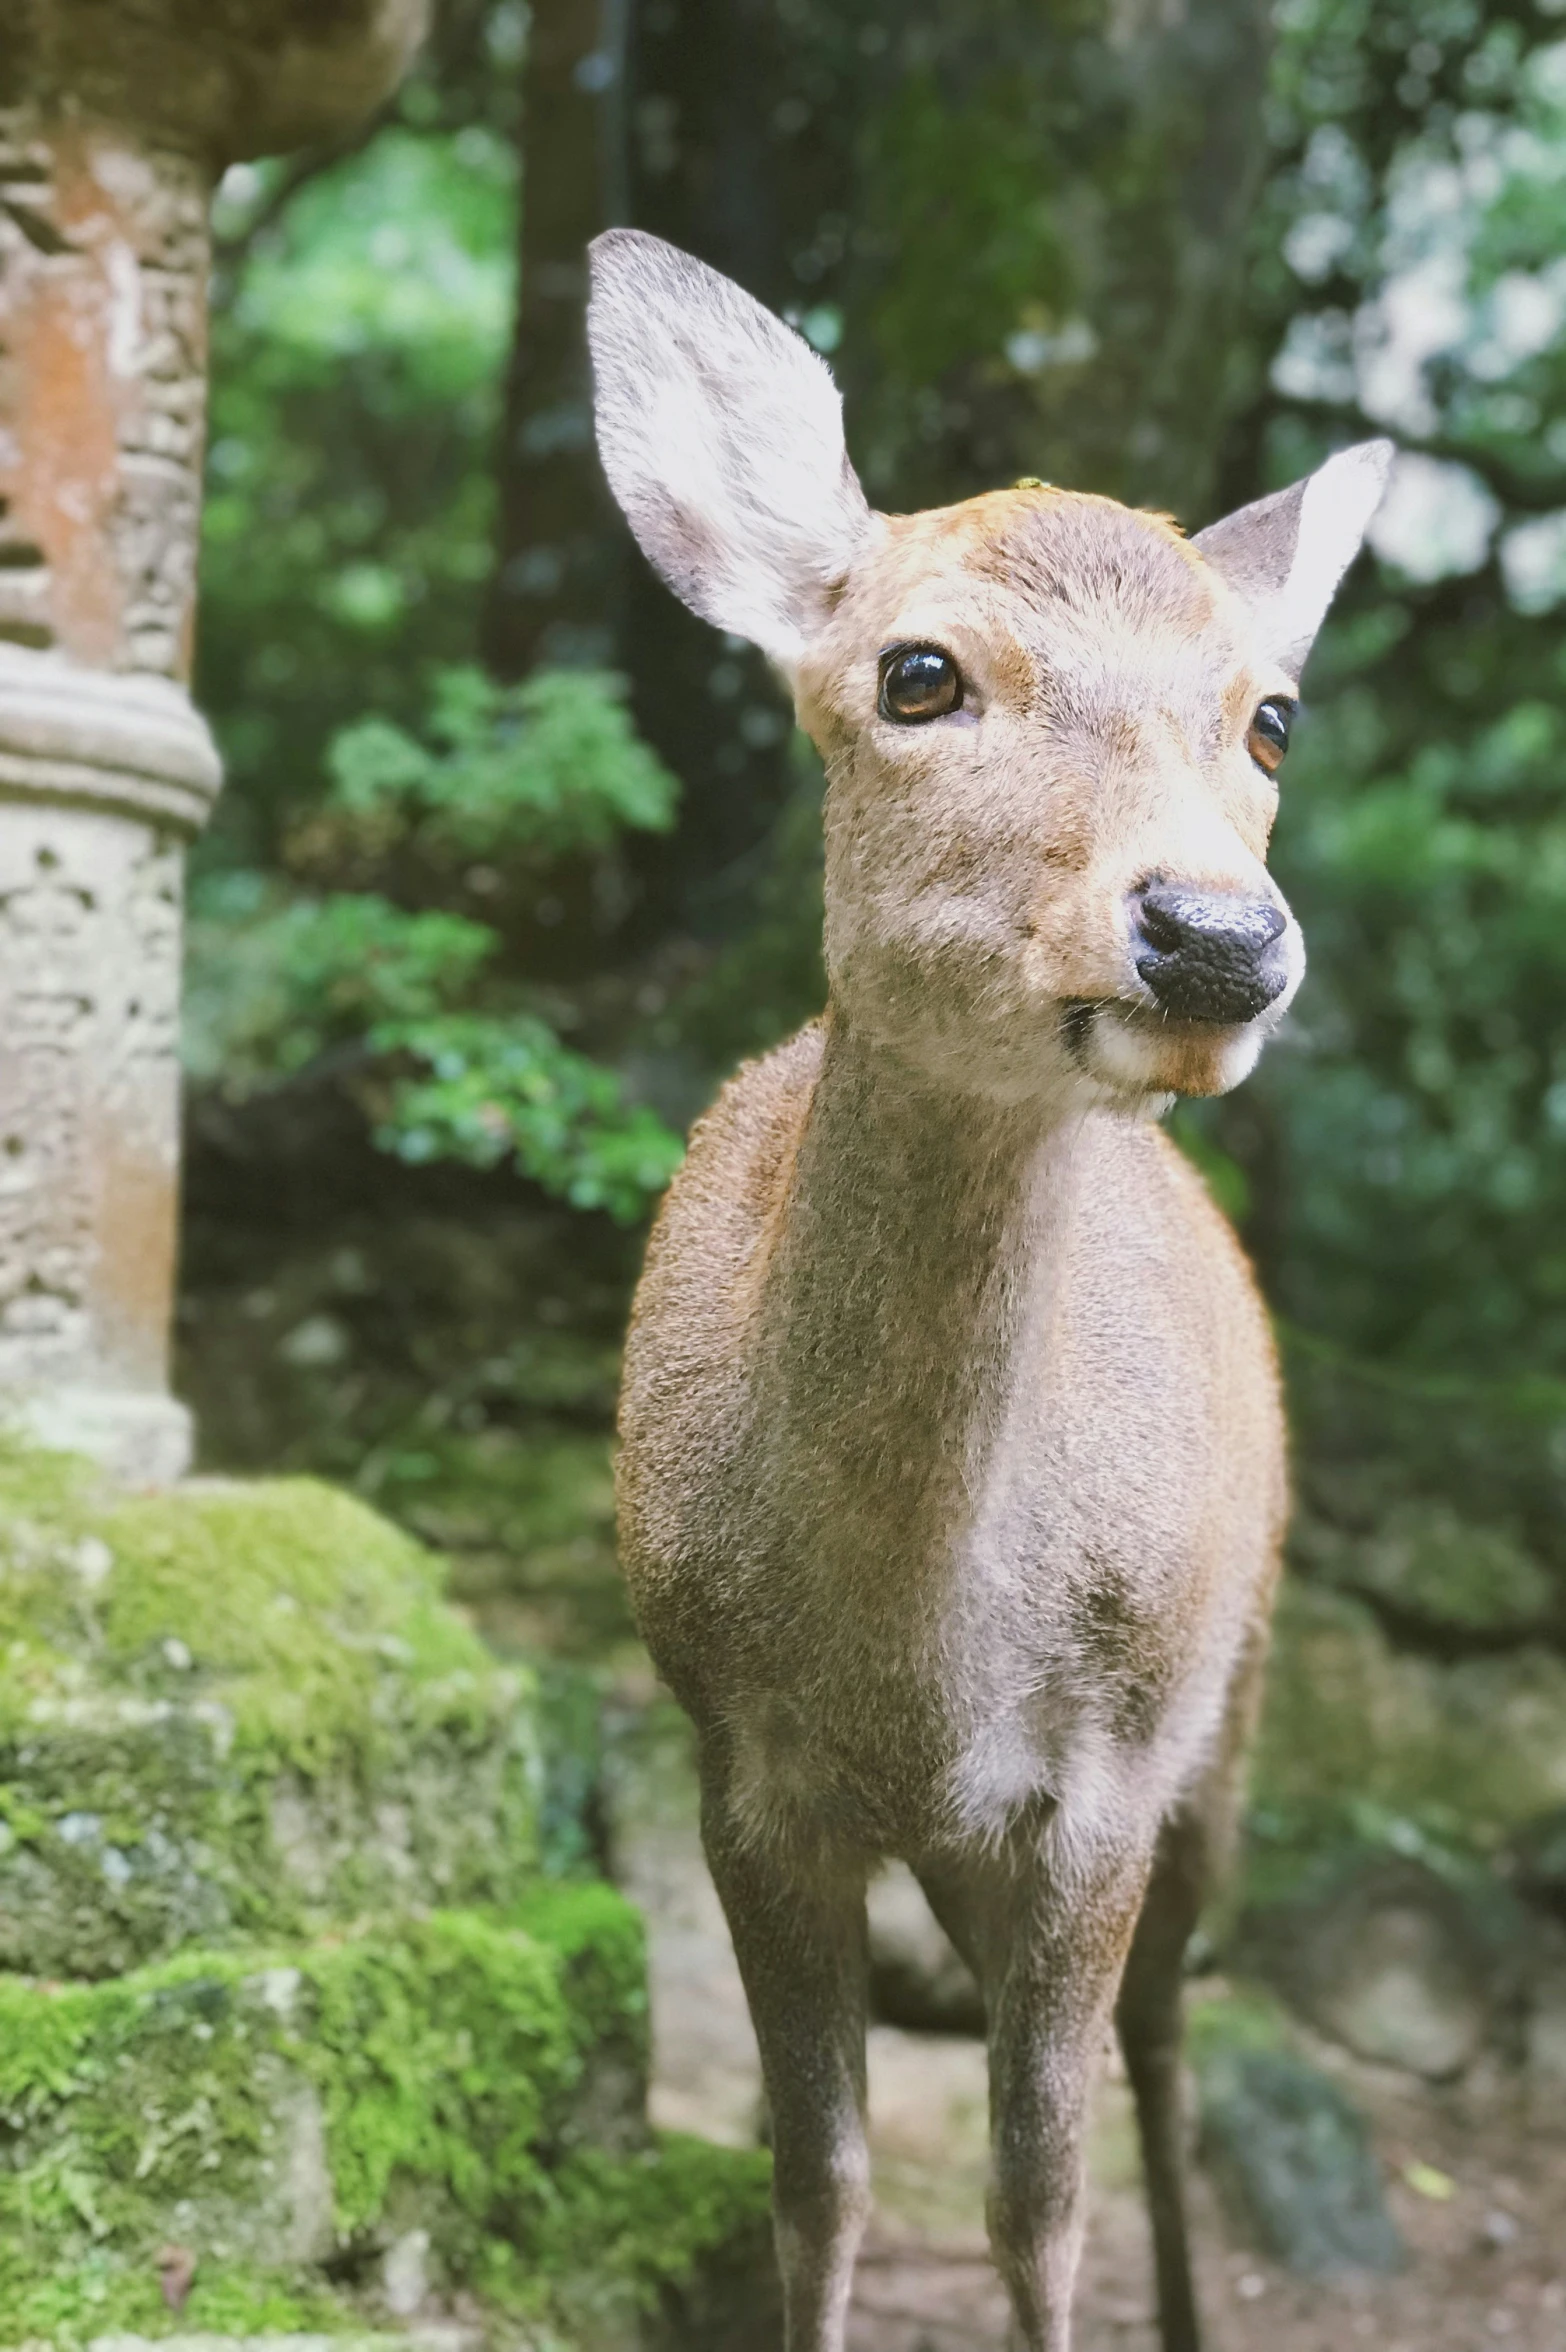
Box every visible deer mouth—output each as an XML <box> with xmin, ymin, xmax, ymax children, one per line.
<box><xmin>1060</xmin><ymin>995</ymin><xmax>1276</xmax><ymax>1102</ymax></box>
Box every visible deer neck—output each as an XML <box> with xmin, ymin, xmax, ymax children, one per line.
<box><xmin>759</xmin><ymin>1014</ymin><xmax>1082</xmax><ymax>1561</ymax></box>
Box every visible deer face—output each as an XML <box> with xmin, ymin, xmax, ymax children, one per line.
<box><xmin>589</xmin><ymin>230</ymin><xmax>1390</xmax><ymax>1109</ymax></box>
<box><xmin>800</xmin><ymin>490</ymin><xmax>1317</xmax><ymax>1106</ymax></box>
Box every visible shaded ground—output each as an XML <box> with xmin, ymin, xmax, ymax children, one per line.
<box><xmin>607</xmin><ymin>1692</ymin><xmax>1566</xmax><ymax>2352</ymax></box>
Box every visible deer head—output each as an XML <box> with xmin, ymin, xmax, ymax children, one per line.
<box><xmin>589</xmin><ymin>229</ymin><xmax>1390</xmax><ymax>1109</ymax></box>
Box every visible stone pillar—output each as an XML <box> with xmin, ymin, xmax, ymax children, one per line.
<box><xmin>0</xmin><ymin>2</ymin><xmax>429</xmax><ymax>1482</ymax></box>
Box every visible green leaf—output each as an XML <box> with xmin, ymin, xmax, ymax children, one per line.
<box><xmin>324</xmin><ymin>665</ymin><xmax>680</xmax><ymax>863</ymax></box>
<box><xmin>372</xmin><ymin>1015</ymin><xmax>685</xmax><ymax>1223</ymax></box>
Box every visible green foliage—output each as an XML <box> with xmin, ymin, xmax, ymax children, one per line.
<box><xmin>861</xmin><ymin>65</ymin><xmax>1071</xmax><ymax>403</ymax></box>
<box><xmin>1256</xmin><ymin>646</ymin><xmax>1566</xmax><ymax>1365</ymax></box>
<box><xmin>185</xmin><ymin>878</ymin><xmax>498</xmax><ymax>1082</ymax></box>
<box><xmin>377</xmin><ymin>1014</ymin><xmax>685</xmax><ymax>1221</ymax></box>
<box><xmin>180</xmin><ymin>0</ymin><xmax>1566</xmax><ymax>1566</ymax></box>
<box><xmin>327</xmin><ymin>664</ymin><xmax>679</xmax><ymax>862</ymax></box>
<box><xmin>1141</xmin><ymin>1</ymin><xmax>1566</xmax><ymax>1402</ymax></box>
<box><xmin>660</xmin><ymin>752</ymin><xmax>829</xmax><ymax>1070</ymax></box>
<box><xmin>185</xmin><ymin>664</ymin><xmax>684</xmax><ymax>1224</ymax></box>
<box><xmin>195</xmin><ymin>112</ymin><xmax>686</xmax><ymax>1227</ymax></box>
<box><xmin>201</xmin><ymin>128</ymin><xmax>516</xmax><ymax>856</ymax></box>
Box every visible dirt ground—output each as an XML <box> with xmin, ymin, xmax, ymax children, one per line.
<box><xmin>606</xmin><ymin>1690</ymin><xmax>1566</xmax><ymax>2352</ymax></box>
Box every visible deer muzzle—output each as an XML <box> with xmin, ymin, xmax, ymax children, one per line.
<box><xmin>1128</xmin><ymin>879</ymin><xmax>1291</xmax><ymax>1025</ymax></box>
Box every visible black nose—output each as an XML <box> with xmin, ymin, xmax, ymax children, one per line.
<box><xmin>1129</xmin><ymin>878</ymin><xmax>1289</xmax><ymax>1023</ymax></box>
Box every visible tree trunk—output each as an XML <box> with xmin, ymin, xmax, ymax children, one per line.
<box><xmin>616</xmin><ymin>0</ymin><xmax>869</xmax><ymax>934</ymax></box>
<box><xmin>482</xmin><ymin>0</ymin><xmax>626</xmax><ymax>677</ymax></box>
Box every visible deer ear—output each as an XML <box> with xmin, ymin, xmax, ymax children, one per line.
<box><xmin>588</xmin><ymin>229</ymin><xmax>874</xmax><ymax>669</ymax></box>
<box><xmin>1194</xmin><ymin>439</ymin><xmax>1394</xmax><ymax>679</ymax></box>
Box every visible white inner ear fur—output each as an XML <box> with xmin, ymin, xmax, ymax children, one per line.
<box><xmin>588</xmin><ymin>229</ymin><xmax>876</xmax><ymax>671</ymax></box>
<box><xmin>1270</xmin><ymin>439</ymin><xmax>1393</xmax><ymax>674</ymax></box>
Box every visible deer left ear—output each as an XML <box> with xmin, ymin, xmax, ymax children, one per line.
<box><xmin>588</xmin><ymin>228</ymin><xmax>874</xmax><ymax>671</ymax></box>
<box><xmin>1194</xmin><ymin>439</ymin><xmax>1394</xmax><ymax>680</ymax></box>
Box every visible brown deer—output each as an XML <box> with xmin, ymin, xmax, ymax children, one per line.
<box><xmin>589</xmin><ymin>227</ymin><xmax>1390</xmax><ymax>2352</ymax></box>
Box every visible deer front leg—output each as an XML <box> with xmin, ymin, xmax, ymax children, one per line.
<box><xmin>699</xmin><ymin>1778</ymin><xmax>871</xmax><ymax>2352</ymax></box>
<box><xmin>1115</xmin><ymin>1810</ymin><xmax>1208</xmax><ymax>2352</ymax></box>
<box><xmin>939</xmin><ymin>1834</ymin><xmax>1155</xmax><ymax>2352</ymax></box>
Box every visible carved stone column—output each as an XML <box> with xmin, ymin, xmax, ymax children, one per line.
<box><xmin>0</xmin><ymin>2</ymin><xmax>429</xmax><ymax>1482</ymax></box>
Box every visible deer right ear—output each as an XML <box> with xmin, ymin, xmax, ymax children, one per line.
<box><xmin>1194</xmin><ymin>440</ymin><xmax>1394</xmax><ymax>680</ymax></box>
<box><xmin>588</xmin><ymin>229</ymin><xmax>874</xmax><ymax>671</ymax></box>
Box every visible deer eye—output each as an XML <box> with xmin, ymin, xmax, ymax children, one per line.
<box><xmin>879</xmin><ymin>645</ymin><xmax>963</xmax><ymax>723</ymax></box>
<box><xmin>1247</xmin><ymin>698</ymin><xmax>1294</xmax><ymax>774</ymax></box>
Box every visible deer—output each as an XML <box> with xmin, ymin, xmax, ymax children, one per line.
<box><xmin>588</xmin><ymin>226</ymin><xmax>1390</xmax><ymax>2352</ymax></box>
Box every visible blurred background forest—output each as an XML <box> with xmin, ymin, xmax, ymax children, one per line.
<box><xmin>177</xmin><ymin>0</ymin><xmax>1566</xmax><ymax>1662</ymax></box>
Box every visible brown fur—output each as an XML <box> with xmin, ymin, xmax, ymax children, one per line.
<box><xmin>589</xmin><ymin>230</ymin><xmax>1387</xmax><ymax>2352</ymax></box>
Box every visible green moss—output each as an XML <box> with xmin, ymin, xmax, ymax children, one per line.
<box><xmin>0</xmin><ymin>1443</ymin><xmax>770</xmax><ymax>2341</ymax></box>
<box><xmin>0</xmin><ymin>1440</ymin><xmax>544</xmax><ymax>1977</ymax></box>
<box><xmin>0</xmin><ymin>2251</ymin><xmax>356</xmax><ymax>2343</ymax></box>
<box><xmin>0</xmin><ymin>1444</ymin><xmax>495</xmax><ymax>1764</ymax></box>
<box><xmin>544</xmin><ymin>2132</ymin><xmax>773</xmax><ymax>2292</ymax></box>
<box><xmin>300</xmin><ymin>1885</ymin><xmax>647</xmax><ymax>2245</ymax></box>
<box><xmin>0</xmin><ymin>1894</ymin><xmax>646</xmax><ymax>2338</ymax></box>
<box><xmin>0</xmin><ymin>1892</ymin><xmax>766</xmax><ymax>2347</ymax></box>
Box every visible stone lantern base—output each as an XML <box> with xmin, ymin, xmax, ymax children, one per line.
<box><xmin>0</xmin><ymin>645</ymin><xmax>221</xmax><ymax>1484</ymax></box>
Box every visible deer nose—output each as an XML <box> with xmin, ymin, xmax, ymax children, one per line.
<box><xmin>1129</xmin><ymin>878</ymin><xmax>1289</xmax><ymax>1023</ymax></box>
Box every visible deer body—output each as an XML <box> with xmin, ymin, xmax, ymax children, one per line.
<box><xmin>622</xmin><ymin>1026</ymin><xmax>1279</xmax><ymax>1863</ymax></box>
<box><xmin>590</xmin><ymin>231</ymin><xmax>1390</xmax><ymax>2352</ymax></box>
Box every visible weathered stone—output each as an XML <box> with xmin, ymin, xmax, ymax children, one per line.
<box><xmin>0</xmin><ymin>1</ymin><xmax>429</xmax><ymax>1477</ymax></box>
<box><xmin>381</xmin><ymin>2226</ymin><xmax>432</xmax><ymax>2318</ymax></box>
<box><xmin>0</xmin><ymin>1442</ymin><xmax>777</xmax><ymax>2348</ymax></box>
<box><xmin>4</xmin><ymin>1</ymin><xmax>432</xmax><ymax>163</ymax></box>
<box><xmin>0</xmin><ymin>1886</ymin><xmax>776</xmax><ymax>2341</ymax></box>
<box><xmin>867</xmin><ymin>1861</ymin><xmax>984</xmax><ymax>2036</ymax></box>
<box><xmin>1198</xmin><ymin>2043</ymin><xmax>1404</xmax><ymax>2278</ymax></box>
<box><xmin>0</xmin><ymin>1443</ymin><xmax>544</xmax><ymax>1977</ymax></box>
<box><xmin>1307</xmin><ymin>1900</ymin><xmax>1486</xmax><ymax>2078</ymax></box>
<box><xmin>0</xmin><ymin>734</ymin><xmax>215</xmax><ymax>1482</ymax></box>
<box><xmin>1527</xmin><ymin>1960</ymin><xmax>1566</xmax><ymax>2091</ymax></box>
<box><xmin>1237</xmin><ymin>1851</ymin><xmax>1529</xmax><ymax>2080</ymax></box>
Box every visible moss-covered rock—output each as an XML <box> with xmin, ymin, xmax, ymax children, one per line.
<box><xmin>1235</xmin><ymin>1848</ymin><xmax>1532</xmax><ymax>2078</ymax></box>
<box><xmin>0</xmin><ymin>1444</ymin><xmax>541</xmax><ymax>1978</ymax></box>
<box><xmin>1198</xmin><ymin>2043</ymin><xmax>1403</xmax><ymax>2279</ymax></box>
<box><xmin>0</xmin><ymin>1883</ymin><xmax>770</xmax><ymax>2348</ymax></box>
<box><xmin>1293</xmin><ymin>1498</ymin><xmax>1557</xmax><ymax>1643</ymax></box>
<box><xmin>1253</xmin><ymin>1577</ymin><xmax>1566</xmax><ymax>1846</ymax></box>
